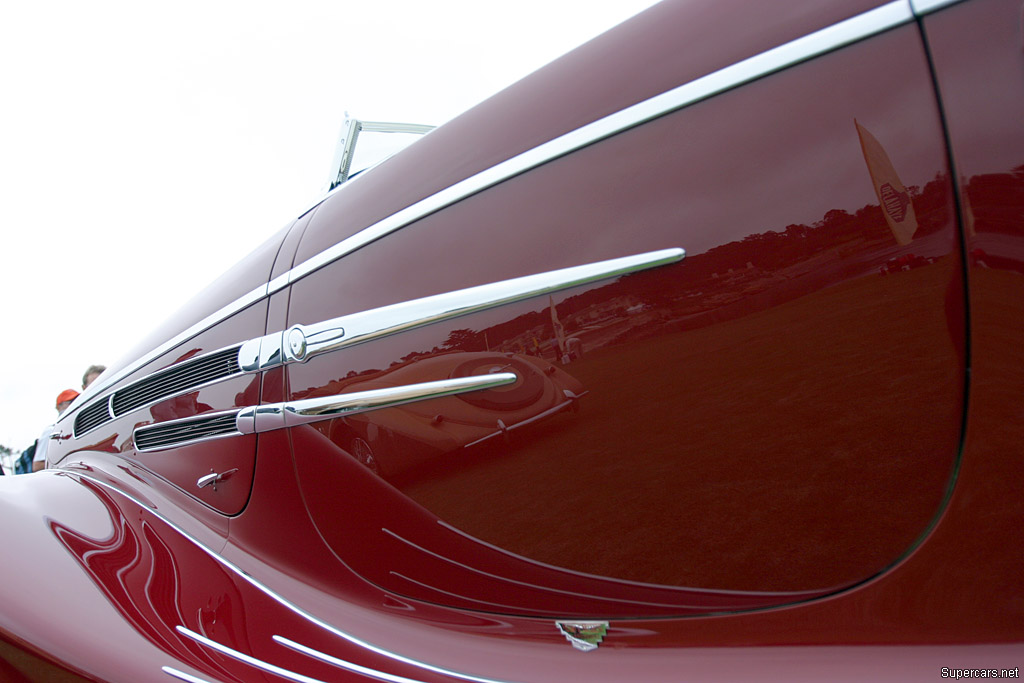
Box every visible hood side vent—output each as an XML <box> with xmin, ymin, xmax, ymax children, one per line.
<box><xmin>74</xmin><ymin>399</ymin><xmax>112</xmax><ymax>436</ymax></box>
<box><xmin>112</xmin><ymin>346</ymin><xmax>242</xmax><ymax>417</ymax></box>
<box><xmin>134</xmin><ymin>412</ymin><xmax>240</xmax><ymax>452</ymax></box>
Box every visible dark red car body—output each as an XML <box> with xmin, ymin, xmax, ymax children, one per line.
<box><xmin>2</xmin><ymin>0</ymin><xmax>1023</xmax><ymax>680</ymax></box>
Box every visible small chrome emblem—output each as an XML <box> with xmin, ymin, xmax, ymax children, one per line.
<box><xmin>555</xmin><ymin>621</ymin><xmax>608</xmax><ymax>652</ymax></box>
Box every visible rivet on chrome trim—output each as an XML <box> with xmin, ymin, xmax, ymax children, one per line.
<box><xmin>556</xmin><ymin>621</ymin><xmax>609</xmax><ymax>652</ymax></box>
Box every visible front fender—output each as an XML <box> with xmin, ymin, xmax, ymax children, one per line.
<box><xmin>0</xmin><ymin>472</ymin><xmax>254</xmax><ymax>682</ymax></box>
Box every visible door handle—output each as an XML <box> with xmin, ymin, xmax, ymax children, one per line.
<box><xmin>196</xmin><ymin>468</ymin><xmax>238</xmax><ymax>491</ymax></box>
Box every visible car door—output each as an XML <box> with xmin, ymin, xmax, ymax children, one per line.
<box><xmin>262</xmin><ymin>7</ymin><xmax>963</xmax><ymax>619</ymax></box>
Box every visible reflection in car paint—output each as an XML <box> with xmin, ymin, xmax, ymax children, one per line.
<box><xmin>305</xmin><ymin>351</ymin><xmax>586</xmax><ymax>479</ymax></box>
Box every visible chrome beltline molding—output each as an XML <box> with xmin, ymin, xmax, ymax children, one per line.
<box><xmin>62</xmin><ymin>0</ymin><xmax>927</xmax><ymax>427</ymax></box>
<box><xmin>243</xmin><ymin>249</ymin><xmax>685</xmax><ymax>371</ymax></box>
<box><xmin>68</xmin><ymin>472</ymin><xmax>513</xmax><ymax>683</ymax></box>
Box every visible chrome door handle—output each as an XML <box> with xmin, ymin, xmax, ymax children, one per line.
<box><xmin>196</xmin><ymin>468</ymin><xmax>238</xmax><ymax>491</ymax></box>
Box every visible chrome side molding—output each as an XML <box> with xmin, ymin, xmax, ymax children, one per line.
<box><xmin>243</xmin><ymin>248</ymin><xmax>685</xmax><ymax>371</ymax></box>
<box><xmin>134</xmin><ymin>373</ymin><xmax>517</xmax><ymax>452</ymax></box>
<box><xmin>236</xmin><ymin>373</ymin><xmax>518</xmax><ymax>434</ymax></box>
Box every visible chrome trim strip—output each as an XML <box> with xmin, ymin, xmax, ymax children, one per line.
<box><xmin>275</xmin><ymin>635</ymin><xmax>473</xmax><ymax>683</ymax></box>
<box><xmin>909</xmin><ymin>0</ymin><xmax>964</xmax><ymax>15</ymax></box>
<box><xmin>61</xmin><ymin>0</ymin><xmax>913</xmax><ymax>428</ymax></box>
<box><xmin>236</xmin><ymin>373</ymin><xmax>518</xmax><ymax>434</ymax></box>
<box><xmin>388</xmin><ymin>571</ymin><xmax>551</xmax><ymax>613</ymax></box>
<box><xmin>278</xmin><ymin>1</ymin><xmax>913</xmax><ymax>291</ymax></box>
<box><xmin>73</xmin><ymin>472</ymin><xmax>509</xmax><ymax>683</ymax></box>
<box><xmin>463</xmin><ymin>394</ymin><xmax>583</xmax><ymax>448</ymax></box>
<box><xmin>175</xmin><ymin>627</ymin><xmax>326</xmax><ymax>683</ymax></box>
<box><xmin>382</xmin><ymin>528</ymin><xmax>815</xmax><ymax>610</ymax></box>
<box><xmin>382</xmin><ymin>531</ymin><xmax>699</xmax><ymax>610</ymax></box>
<box><xmin>132</xmin><ymin>373</ymin><xmax>515</xmax><ymax>450</ymax></box>
<box><xmin>435</xmin><ymin>521</ymin><xmax>827</xmax><ymax>597</ymax></box>
<box><xmin>283</xmin><ymin>248</ymin><xmax>684</xmax><ymax>363</ymax></box>
<box><xmin>161</xmin><ymin>668</ymin><xmax>217</xmax><ymax>683</ymax></box>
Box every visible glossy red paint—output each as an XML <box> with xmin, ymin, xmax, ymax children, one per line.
<box><xmin>284</xmin><ymin>16</ymin><xmax>962</xmax><ymax>618</ymax></box>
<box><xmin>3</xmin><ymin>0</ymin><xmax>1023</xmax><ymax>680</ymax></box>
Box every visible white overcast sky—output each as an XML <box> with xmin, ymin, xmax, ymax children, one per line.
<box><xmin>0</xmin><ymin>0</ymin><xmax>660</xmax><ymax>456</ymax></box>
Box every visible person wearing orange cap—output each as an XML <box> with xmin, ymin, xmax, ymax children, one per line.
<box><xmin>55</xmin><ymin>389</ymin><xmax>79</xmax><ymax>415</ymax></box>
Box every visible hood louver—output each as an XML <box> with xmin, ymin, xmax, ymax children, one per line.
<box><xmin>134</xmin><ymin>412</ymin><xmax>240</xmax><ymax>452</ymax></box>
<box><xmin>74</xmin><ymin>345</ymin><xmax>243</xmax><ymax>437</ymax></box>
<box><xmin>74</xmin><ymin>398</ymin><xmax>113</xmax><ymax>436</ymax></box>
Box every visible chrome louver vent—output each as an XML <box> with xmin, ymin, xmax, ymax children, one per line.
<box><xmin>74</xmin><ymin>345</ymin><xmax>244</xmax><ymax>438</ymax></box>
<box><xmin>111</xmin><ymin>346</ymin><xmax>241</xmax><ymax>417</ymax></box>
<box><xmin>134</xmin><ymin>412</ymin><xmax>240</xmax><ymax>452</ymax></box>
<box><xmin>74</xmin><ymin>399</ymin><xmax>112</xmax><ymax>436</ymax></box>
